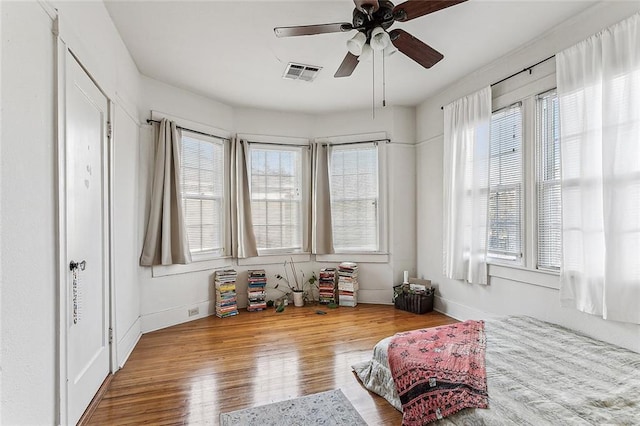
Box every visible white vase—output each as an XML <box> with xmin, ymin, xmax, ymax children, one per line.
<box><xmin>292</xmin><ymin>291</ymin><xmax>304</xmax><ymax>307</ymax></box>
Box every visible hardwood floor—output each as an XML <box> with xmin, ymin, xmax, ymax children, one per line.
<box><xmin>88</xmin><ymin>304</ymin><xmax>457</xmax><ymax>425</ymax></box>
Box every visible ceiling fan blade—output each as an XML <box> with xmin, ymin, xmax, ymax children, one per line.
<box><xmin>353</xmin><ymin>0</ymin><xmax>380</xmax><ymax>13</ymax></box>
<box><xmin>274</xmin><ymin>23</ymin><xmax>353</xmax><ymax>38</ymax></box>
<box><xmin>393</xmin><ymin>0</ymin><xmax>467</xmax><ymax>22</ymax></box>
<box><xmin>389</xmin><ymin>29</ymin><xmax>443</xmax><ymax>69</ymax></box>
<box><xmin>334</xmin><ymin>52</ymin><xmax>359</xmax><ymax>78</ymax></box>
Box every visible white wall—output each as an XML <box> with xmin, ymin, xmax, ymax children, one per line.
<box><xmin>136</xmin><ymin>77</ymin><xmax>418</xmax><ymax>330</ymax></box>
<box><xmin>5</xmin><ymin>4</ymin><xmax>637</xmax><ymax>426</ymax></box>
<box><xmin>236</xmin><ymin>107</ymin><xmax>314</xmax><ymax>139</ymax></box>
<box><xmin>314</xmin><ymin>108</ymin><xmax>417</xmax><ymax>303</ymax></box>
<box><xmin>56</xmin><ymin>0</ymin><xmax>143</xmax><ymax>380</ymax></box>
<box><xmin>1</xmin><ymin>3</ymin><xmax>57</xmax><ymax>423</ymax></box>
<box><xmin>136</xmin><ymin>77</ymin><xmax>237</xmax><ymax>332</ymax></box>
<box><xmin>138</xmin><ymin>77</ymin><xmax>230</xmax><ymax>332</ymax></box>
<box><xmin>138</xmin><ymin>76</ymin><xmax>234</xmax><ymax>130</ymax></box>
<box><xmin>113</xmin><ymin>103</ymin><xmax>142</xmax><ymax>367</ymax></box>
<box><xmin>415</xmin><ymin>2</ymin><xmax>640</xmax><ymax>352</ymax></box>
<box><xmin>1</xmin><ymin>0</ymin><xmax>141</xmax><ymax>423</ymax></box>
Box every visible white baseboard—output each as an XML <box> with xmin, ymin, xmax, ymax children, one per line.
<box><xmin>357</xmin><ymin>289</ymin><xmax>394</xmax><ymax>305</ymax></box>
<box><xmin>433</xmin><ymin>295</ymin><xmax>499</xmax><ymax>321</ymax></box>
<box><xmin>117</xmin><ymin>318</ymin><xmax>141</xmax><ymax>368</ymax></box>
<box><xmin>140</xmin><ymin>300</ymin><xmax>215</xmax><ymax>333</ymax></box>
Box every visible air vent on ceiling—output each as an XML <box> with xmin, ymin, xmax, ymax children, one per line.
<box><xmin>283</xmin><ymin>62</ymin><xmax>322</xmax><ymax>82</ymax></box>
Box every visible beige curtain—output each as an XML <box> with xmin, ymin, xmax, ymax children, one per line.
<box><xmin>312</xmin><ymin>142</ymin><xmax>334</xmax><ymax>254</ymax></box>
<box><xmin>230</xmin><ymin>138</ymin><xmax>258</xmax><ymax>258</ymax></box>
<box><xmin>301</xmin><ymin>146</ymin><xmax>312</xmax><ymax>252</ymax></box>
<box><xmin>140</xmin><ymin>118</ymin><xmax>192</xmax><ymax>266</ymax></box>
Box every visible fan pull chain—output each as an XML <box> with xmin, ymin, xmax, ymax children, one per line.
<box><xmin>382</xmin><ymin>53</ymin><xmax>386</xmax><ymax>107</ymax></box>
<box><xmin>372</xmin><ymin>50</ymin><xmax>375</xmax><ymax>119</ymax></box>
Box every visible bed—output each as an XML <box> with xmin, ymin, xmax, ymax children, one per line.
<box><xmin>352</xmin><ymin>316</ymin><xmax>640</xmax><ymax>425</ymax></box>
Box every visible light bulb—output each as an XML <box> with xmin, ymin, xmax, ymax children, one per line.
<box><xmin>346</xmin><ymin>32</ymin><xmax>367</xmax><ymax>56</ymax></box>
<box><xmin>358</xmin><ymin>44</ymin><xmax>373</xmax><ymax>62</ymax></box>
<box><xmin>370</xmin><ymin>26</ymin><xmax>390</xmax><ymax>51</ymax></box>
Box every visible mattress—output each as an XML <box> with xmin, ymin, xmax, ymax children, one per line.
<box><xmin>352</xmin><ymin>316</ymin><xmax>640</xmax><ymax>425</ymax></box>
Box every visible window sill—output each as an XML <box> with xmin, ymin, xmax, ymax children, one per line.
<box><xmin>152</xmin><ymin>257</ymin><xmax>233</xmax><ymax>278</ymax></box>
<box><xmin>315</xmin><ymin>253</ymin><xmax>389</xmax><ymax>264</ymax></box>
<box><xmin>487</xmin><ymin>263</ymin><xmax>560</xmax><ymax>289</ymax></box>
<box><xmin>237</xmin><ymin>253</ymin><xmax>312</xmax><ymax>266</ymax></box>
<box><xmin>149</xmin><ymin>251</ymin><xmax>390</xmax><ymax>276</ymax></box>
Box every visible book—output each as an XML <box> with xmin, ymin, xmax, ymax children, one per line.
<box><xmin>215</xmin><ymin>269</ymin><xmax>239</xmax><ymax>318</ymax></box>
<box><xmin>247</xmin><ymin>269</ymin><xmax>267</xmax><ymax>312</ymax></box>
<box><xmin>338</xmin><ymin>262</ymin><xmax>359</xmax><ymax>307</ymax></box>
<box><xmin>318</xmin><ymin>267</ymin><xmax>338</xmax><ymax>305</ymax></box>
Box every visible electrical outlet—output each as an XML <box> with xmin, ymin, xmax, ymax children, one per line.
<box><xmin>188</xmin><ymin>307</ymin><xmax>199</xmax><ymax>317</ymax></box>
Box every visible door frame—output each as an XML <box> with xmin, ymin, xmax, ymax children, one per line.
<box><xmin>54</xmin><ymin>17</ymin><xmax>117</xmax><ymax>425</ymax></box>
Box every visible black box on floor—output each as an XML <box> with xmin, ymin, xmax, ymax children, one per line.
<box><xmin>393</xmin><ymin>279</ymin><xmax>434</xmax><ymax>314</ymax></box>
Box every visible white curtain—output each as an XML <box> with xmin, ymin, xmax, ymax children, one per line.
<box><xmin>442</xmin><ymin>87</ymin><xmax>492</xmax><ymax>285</ymax></box>
<box><xmin>230</xmin><ymin>138</ymin><xmax>258</xmax><ymax>258</ymax></box>
<box><xmin>140</xmin><ymin>118</ymin><xmax>192</xmax><ymax>266</ymax></box>
<box><xmin>557</xmin><ymin>12</ymin><xmax>640</xmax><ymax>324</ymax></box>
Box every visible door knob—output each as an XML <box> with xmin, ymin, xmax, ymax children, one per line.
<box><xmin>69</xmin><ymin>260</ymin><xmax>86</xmax><ymax>271</ymax></box>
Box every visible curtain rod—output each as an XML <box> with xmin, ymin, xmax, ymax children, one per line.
<box><xmin>245</xmin><ymin>138</ymin><xmax>391</xmax><ymax>148</ymax></box>
<box><xmin>323</xmin><ymin>138</ymin><xmax>391</xmax><ymax>147</ymax></box>
<box><xmin>146</xmin><ymin>119</ymin><xmax>231</xmax><ymax>142</ymax></box>
<box><xmin>440</xmin><ymin>54</ymin><xmax>556</xmax><ymax>110</ymax></box>
<box><xmin>245</xmin><ymin>140</ymin><xmax>310</xmax><ymax>148</ymax></box>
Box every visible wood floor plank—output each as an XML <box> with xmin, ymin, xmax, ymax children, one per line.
<box><xmin>88</xmin><ymin>304</ymin><xmax>457</xmax><ymax>425</ymax></box>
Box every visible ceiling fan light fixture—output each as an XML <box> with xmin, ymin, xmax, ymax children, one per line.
<box><xmin>274</xmin><ymin>0</ymin><xmax>470</xmax><ymax>78</ymax></box>
<box><xmin>346</xmin><ymin>31</ymin><xmax>367</xmax><ymax>56</ymax></box>
<box><xmin>370</xmin><ymin>26</ymin><xmax>390</xmax><ymax>51</ymax></box>
<box><xmin>358</xmin><ymin>43</ymin><xmax>373</xmax><ymax>62</ymax></box>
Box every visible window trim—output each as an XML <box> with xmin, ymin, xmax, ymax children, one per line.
<box><xmin>180</xmin><ymin>130</ymin><xmax>228</xmax><ymax>259</ymax></box>
<box><xmin>248</xmin><ymin>143</ymin><xmax>304</xmax><ymax>254</ymax></box>
<box><xmin>534</xmin><ymin>89</ymin><xmax>562</xmax><ymax>272</ymax></box>
<box><xmin>241</xmin><ymin>134</ymin><xmax>310</xmax><ymax>256</ymax></box>
<box><xmin>329</xmin><ymin>142</ymin><xmax>380</xmax><ymax>253</ymax></box>
<box><xmin>148</xmin><ymin>112</ymin><xmax>232</xmax><ymax>279</ymax></box>
<box><xmin>318</xmin><ymin>132</ymin><xmax>389</xmax><ymax>256</ymax></box>
<box><xmin>485</xmin><ymin>69</ymin><xmax>561</xmax><ymax>280</ymax></box>
<box><xmin>152</xmin><ymin>257</ymin><xmax>233</xmax><ymax>278</ymax></box>
<box><xmin>487</xmin><ymin>102</ymin><xmax>525</xmax><ymax>266</ymax></box>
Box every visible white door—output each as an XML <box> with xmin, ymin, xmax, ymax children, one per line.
<box><xmin>65</xmin><ymin>51</ymin><xmax>111</xmax><ymax>425</ymax></box>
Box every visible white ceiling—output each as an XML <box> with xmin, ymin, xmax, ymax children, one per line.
<box><xmin>104</xmin><ymin>0</ymin><xmax>597</xmax><ymax>113</ymax></box>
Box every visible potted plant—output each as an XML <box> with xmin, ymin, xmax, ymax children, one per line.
<box><xmin>267</xmin><ymin>282</ymin><xmax>291</xmax><ymax>312</ymax></box>
<box><xmin>303</xmin><ymin>272</ymin><xmax>318</xmax><ymax>304</ymax></box>
<box><xmin>275</xmin><ymin>258</ymin><xmax>317</xmax><ymax>307</ymax></box>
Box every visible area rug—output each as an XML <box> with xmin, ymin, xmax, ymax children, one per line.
<box><xmin>219</xmin><ymin>389</ymin><xmax>368</xmax><ymax>425</ymax></box>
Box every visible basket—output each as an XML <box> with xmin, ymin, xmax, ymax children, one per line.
<box><xmin>393</xmin><ymin>284</ymin><xmax>434</xmax><ymax>314</ymax></box>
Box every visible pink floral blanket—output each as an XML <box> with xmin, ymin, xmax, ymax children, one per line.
<box><xmin>388</xmin><ymin>320</ymin><xmax>488</xmax><ymax>425</ymax></box>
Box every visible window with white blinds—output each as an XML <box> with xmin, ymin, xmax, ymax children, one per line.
<box><xmin>488</xmin><ymin>104</ymin><xmax>523</xmax><ymax>262</ymax></box>
<box><xmin>329</xmin><ymin>143</ymin><xmax>379</xmax><ymax>252</ymax></box>
<box><xmin>536</xmin><ymin>90</ymin><xmax>562</xmax><ymax>270</ymax></box>
<box><xmin>181</xmin><ymin>132</ymin><xmax>225</xmax><ymax>256</ymax></box>
<box><xmin>250</xmin><ymin>145</ymin><xmax>303</xmax><ymax>252</ymax></box>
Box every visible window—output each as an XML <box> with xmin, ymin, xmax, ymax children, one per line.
<box><xmin>249</xmin><ymin>145</ymin><xmax>303</xmax><ymax>252</ymax></box>
<box><xmin>488</xmin><ymin>104</ymin><xmax>523</xmax><ymax>262</ymax></box>
<box><xmin>181</xmin><ymin>132</ymin><xmax>226</xmax><ymax>257</ymax></box>
<box><xmin>329</xmin><ymin>143</ymin><xmax>379</xmax><ymax>252</ymax></box>
<box><xmin>536</xmin><ymin>90</ymin><xmax>562</xmax><ymax>270</ymax></box>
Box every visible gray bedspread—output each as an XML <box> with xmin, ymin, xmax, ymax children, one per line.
<box><xmin>352</xmin><ymin>316</ymin><xmax>640</xmax><ymax>425</ymax></box>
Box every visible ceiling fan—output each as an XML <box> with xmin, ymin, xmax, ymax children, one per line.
<box><xmin>274</xmin><ymin>0</ymin><xmax>468</xmax><ymax>78</ymax></box>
